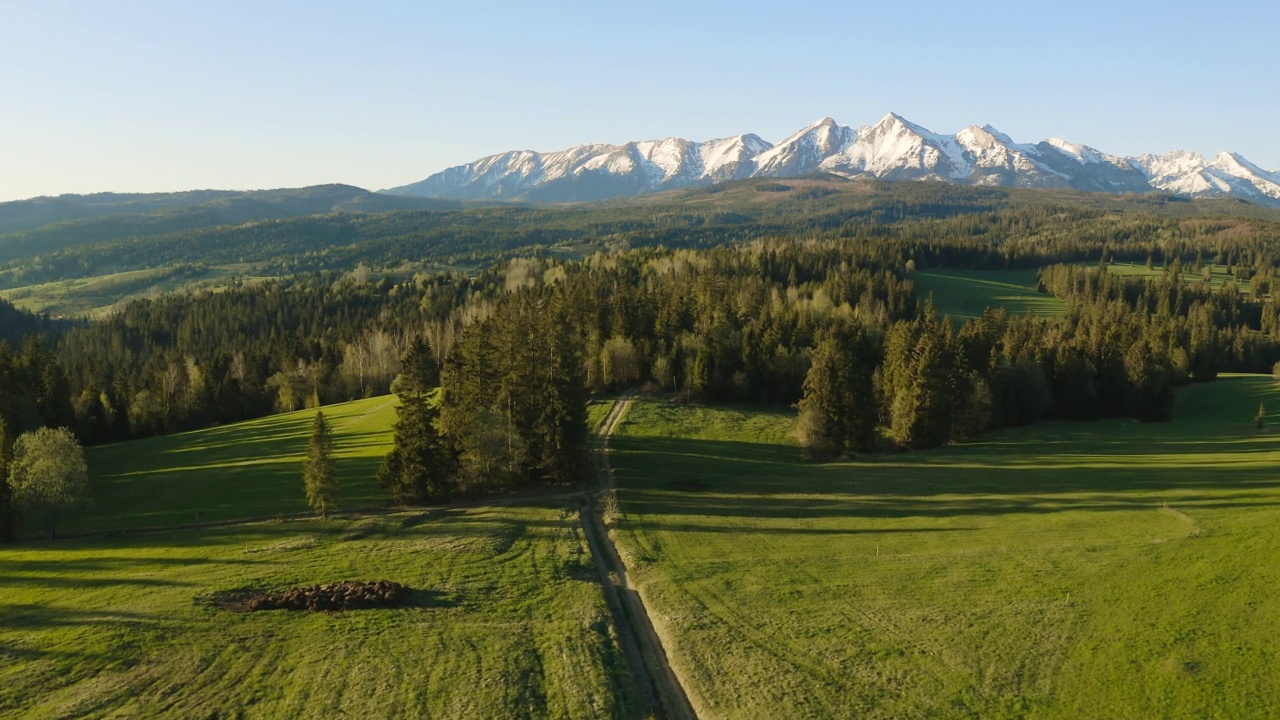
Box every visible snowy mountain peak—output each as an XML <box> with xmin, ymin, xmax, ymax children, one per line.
<box><xmin>869</xmin><ymin>112</ymin><xmax>929</xmax><ymax>138</ymax></box>
<box><xmin>384</xmin><ymin>114</ymin><xmax>1279</xmax><ymax>207</ymax></box>
<box><xmin>956</xmin><ymin>125</ymin><xmax>1011</xmax><ymax>149</ymax></box>
<box><xmin>1043</xmin><ymin>137</ymin><xmax>1123</xmax><ymax>166</ymax></box>
<box><xmin>1210</xmin><ymin>151</ymin><xmax>1277</xmax><ymax>182</ymax></box>
<box><xmin>805</xmin><ymin>116</ymin><xmax>839</xmax><ymax>129</ymax></box>
<box><xmin>753</xmin><ymin>117</ymin><xmax>855</xmax><ymax>177</ymax></box>
<box><xmin>980</xmin><ymin>125</ymin><xmax>1015</xmax><ymax>145</ymax></box>
<box><xmin>1207</xmin><ymin>151</ymin><xmax>1280</xmax><ymax>200</ymax></box>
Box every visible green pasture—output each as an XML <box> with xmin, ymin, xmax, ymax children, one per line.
<box><xmin>0</xmin><ymin>265</ymin><xmax>273</xmax><ymax>319</ymax></box>
<box><xmin>66</xmin><ymin>395</ymin><xmax>397</xmax><ymax>536</ymax></box>
<box><xmin>0</xmin><ymin>505</ymin><xmax>641</xmax><ymax>718</ymax></box>
<box><xmin>608</xmin><ymin>376</ymin><xmax>1280</xmax><ymax>718</ymax></box>
<box><xmin>912</xmin><ymin>269</ymin><xmax>1064</xmax><ymax>322</ymax></box>
<box><xmin>1103</xmin><ymin>261</ymin><xmax>1240</xmax><ymax>292</ymax></box>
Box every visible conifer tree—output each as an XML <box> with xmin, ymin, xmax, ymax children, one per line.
<box><xmin>1124</xmin><ymin>340</ymin><xmax>1175</xmax><ymax>422</ymax></box>
<box><xmin>797</xmin><ymin>321</ymin><xmax>879</xmax><ymax>458</ymax></box>
<box><xmin>797</xmin><ymin>335</ymin><xmax>845</xmax><ymax>458</ymax></box>
<box><xmin>302</xmin><ymin>411</ymin><xmax>338</xmax><ymax>518</ymax></box>
<box><xmin>379</xmin><ymin>337</ymin><xmax>455</xmax><ymax>503</ymax></box>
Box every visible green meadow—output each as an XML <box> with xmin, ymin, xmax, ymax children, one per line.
<box><xmin>0</xmin><ymin>265</ymin><xmax>274</xmax><ymax>319</ymax></box>
<box><xmin>607</xmin><ymin>376</ymin><xmax>1280</xmax><ymax>718</ymax></box>
<box><xmin>1</xmin><ymin>396</ymin><xmax>646</xmax><ymax>718</ymax></box>
<box><xmin>912</xmin><ymin>269</ymin><xmax>1065</xmax><ymax>322</ymax></box>
<box><xmin>1104</xmin><ymin>260</ymin><xmax>1240</xmax><ymax>292</ymax></box>
<box><xmin>0</xmin><ymin>506</ymin><xmax>641</xmax><ymax>718</ymax></box>
<box><xmin>65</xmin><ymin>395</ymin><xmax>398</xmax><ymax>536</ymax></box>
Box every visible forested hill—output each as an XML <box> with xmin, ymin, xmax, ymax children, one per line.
<box><xmin>0</xmin><ymin>297</ymin><xmax>66</xmax><ymax>346</ymax></box>
<box><xmin>6</xmin><ymin>179</ymin><xmax>1280</xmax><ymax>294</ymax></box>
<box><xmin>0</xmin><ymin>184</ymin><xmax>460</xmax><ymax>262</ymax></box>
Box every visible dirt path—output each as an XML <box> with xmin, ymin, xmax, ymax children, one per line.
<box><xmin>580</xmin><ymin>395</ymin><xmax>698</xmax><ymax>720</ymax></box>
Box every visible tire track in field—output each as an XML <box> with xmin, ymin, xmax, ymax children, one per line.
<box><xmin>580</xmin><ymin>395</ymin><xmax>699</xmax><ymax>720</ymax></box>
<box><xmin>662</xmin><ymin>515</ymin><xmax>955</xmax><ymax>714</ymax></box>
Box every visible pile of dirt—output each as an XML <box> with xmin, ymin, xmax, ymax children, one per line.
<box><xmin>206</xmin><ymin>580</ymin><xmax>411</xmax><ymax>612</ymax></box>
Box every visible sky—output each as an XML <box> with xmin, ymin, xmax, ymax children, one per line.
<box><xmin>1</xmin><ymin>0</ymin><xmax>1277</xmax><ymax>202</ymax></box>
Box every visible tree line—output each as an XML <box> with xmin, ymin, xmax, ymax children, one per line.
<box><xmin>4</xmin><ymin>208</ymin><xmax>1280</xmax><ymax>526</ymax></box>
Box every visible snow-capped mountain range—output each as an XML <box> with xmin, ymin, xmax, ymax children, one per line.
<box><xmin>384</xmin><ymin>114</ymin><xmax>1280</xmax><ymax>206</ymax></box>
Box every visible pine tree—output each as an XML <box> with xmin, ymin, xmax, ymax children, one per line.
<box><xmin>379</xmin><ymin>337</ymin><xmax>456</xmax><ymax>503</ymax></box>
<box><xmin>1124</xmin><ymin>340</ymin><xmax>1175</xmax><ymax>422</ymax></box>
<box><xmin>536</xmin><ymin>292</ymin><xmax>590</xmax><ymax>484</ymax></box>
<box><xmin>796</xmin><ymin>334</ymin><xmax>845</xmax><ymax>458</ymax></box>
<box><xmin>302</xmin><ymin>411</ymin><xmax>338</xmax><ymax>518</ymax></box>
<box><xmin>1255</xmin><ymin>402</ymin><xmax>1267</xmax><ymax>430</ymax></box>
<box><xmin>883</xmin><ymin>306</ymin><xmax>968</xmax><ymax>450</ymax></box>
<box><xmin>797</xmin><ymin>321</ymin><xmax>879</xmax><ymax>458</ymax></box>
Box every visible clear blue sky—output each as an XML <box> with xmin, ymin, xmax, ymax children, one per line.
<box><xmin>2</xmin><ymin>0</ymin><xmax>1276</xmax><ymax>201</ymax></box>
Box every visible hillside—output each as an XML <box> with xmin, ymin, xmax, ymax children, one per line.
<box><xmin>63</xmin><ymin>395</ymin><xmax>397</xmax><ymax>535</ymax></box>
<box><xmin>0</xmin><ymin>184</ymin><xmax>459</xmax><ymax>263</ymax></box>
<box><xmin>6</xmin><ymin>180</ymin><xmax>1280</xmax><ymax>306</ymax></box>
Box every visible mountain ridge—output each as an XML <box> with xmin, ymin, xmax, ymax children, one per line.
<box><xmin>384</xmin><ymin>114</ymin><xmax>1280</xmax><ymax>206</ymax></box>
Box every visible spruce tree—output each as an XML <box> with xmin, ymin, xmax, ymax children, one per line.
<box><xmin>1124</xmin><ymin>340</ymin><xmax>1175</xmax><ymax>422</ymax></box>
<box><xmin>797</xmin><ymin>321</ymin><xmax>879</xmax><ymax>458</ymax></box>
<box><xmin>302</xmin><ymin>411</ymin><xmax>338</xmax><ymax>518</ymax></box>
<box><xmin>535</xmin><ymin>293</ymin><xmax>590</xmax><ymax>484</ymax></box>
<box><xmin>379</xmin><ymin>337</ymin><xmax>455</xmax><ymax>503</ymax></box>
<box><xmin>796</xmin><ymin>334</ymin><xmax>845</xmax><ymax>458</ymax></box>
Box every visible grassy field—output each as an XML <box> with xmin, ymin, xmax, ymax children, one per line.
<box><xmin>0</xmin><ymin>265</ymin><xmax>276</xmax><ymax>319</ymax></box>
<box><xmin>64</xmin><ymin>395</ymin><xmax>398</xmax><ymax>536</ymax></box>
<box><xmin>0</xmin><ymin>505</ymin><xmax>642</xmax><ymax>718</ymax></box>
<box><xmin>912</xmin><ymin>269</ymin><xmax>1065</xmax><ymax>322</ymax></box>
<box><xmin>608</xmin><ymin>376</ymin><xmax>1280</xmax><ymax>718</ymax></box>
<box><xmin>1104</xmin><ymin>261</ymin><xmax>1240</xmax><ymax>292</ymax></box>
<box><xmin>3</xmin><ymin>393</ymin><xmax>644</xmax><ymax>717</ymax></box>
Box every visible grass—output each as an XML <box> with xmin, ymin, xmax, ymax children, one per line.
<box><xmin>65</xmin><ymin>395</ymin><xmax>398</xmax><ymax>536</ymax></box>
<box><xmin>0</xmin><ymin>265</ymin><xmax>276</xmax><ymax>319</ymax></box>
<box><xmin>912</xmin><ymin>269</ymin><xmax>1065</xmax><ymax>322</ymax></box>
<box><xmin>1103</xmin><ymin>261</ymin><xmax>1241</xmax><ymax>292</ymax></box>
<box><xmin>607</xmin><ymin>376</ymin><xmax>1280</xmax><ymax>718</ymax></box>
<box><xmin>3</xmin><ymin>393</ymin><xmax>646</xmax><ymax>717</ymax></box>
<box><xmin>587</xmin><ymin>398</ymin><xmax>616</xmax><ymax>434</ymax></box>
<box><xmin>0</xmin><ymin>506</ymin><xmax>642</xmax><ymax>718</ymax></box>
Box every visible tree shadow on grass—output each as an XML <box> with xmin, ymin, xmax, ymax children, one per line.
<box><xmin>0</xmin><ymin>555</ymin><xmax>266</xmax><ymax>572</ymax></box>
<box><xmin>408</xmin><ymin>588</ymin><xmax>461</xmax><ymax>609</ymax></box>
<box><xmin>63</xmin><ymin>452</ymin><xmax>390</xmax><ymax>536</ymax></box>
<box><xmin>610</xmin><ymin>427</ymin><xmax>1280</xmax><ymax>524</ymax></box>
<box><xmin>0</xmin><ymin>604</ymin><xmax>164</xmax><ymax>633</ymax></box>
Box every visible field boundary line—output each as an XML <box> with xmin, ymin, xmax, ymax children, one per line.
<box><xmin>580</xmin><ymin>394</ymin><xmax>699</xmax><ymax>720</ymax></box>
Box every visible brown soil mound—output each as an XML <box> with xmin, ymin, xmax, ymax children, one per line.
<box><xmin>207</xmin><ymin>580</ymin><xmax>411</xmax><ymax>613</ymax></box>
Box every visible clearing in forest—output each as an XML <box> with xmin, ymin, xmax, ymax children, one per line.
<box><xmin>912</xmin><ymin>268</ymin><xmax>1064</xmax><ymax>322</ymax></box>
